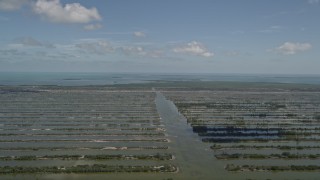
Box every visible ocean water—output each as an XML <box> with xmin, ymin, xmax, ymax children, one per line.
<box><xmin>0</xmin><ymin>72</ymin><xmax>320</xmax><ymax>86</ymax></box>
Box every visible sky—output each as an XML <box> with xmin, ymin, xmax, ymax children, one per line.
<box><xmin>0</xmin><ymin>0</ymin><xmax>319</xmax><ymax>74</ymax></box>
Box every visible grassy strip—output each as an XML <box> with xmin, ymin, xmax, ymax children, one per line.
<box><xmin>226</xmin><ymin>164</ymin><xmax>320</xmax><ymax>172</ymax></box>
<box><xmin>202</xmin><ymin>138</ymin><xmax>320</xmax><ymax>143</ymax></box>
<box><xmin>0</xmin><ymin>139</ymin><xmax>168</xmax><ymax>142</ymax></box>
<box><xmin>0</xmin><ymin>133</ymin><xmax>165</xmax><ymax>136</ymax></box>
<box><xmin>215</xmin><ymin>152</ymin><xmax>320</xmax><ymax>160</ymax></box>
<box><xmin>0</xmin><ymin>146</ymin><xmax>169</xmax><ymax>151</ymax></box>
<box><xmin>0</xmin><ymin>127</ymin><xmax>165</xmax><ymax>131</ymax></box>
<box><xmin>0</xmin><ymin>164</ymin><xmax>177</xmax><ymax>174</ymax></box>
<box><xmin>0</xmin><ymin>153</ymin><xmax>173</xmax><ymax>161</ymax></box>
<box><xmin>211</xmin><ymin>144</ymin><xmax>320</xmax><ymax>150</ymax></box>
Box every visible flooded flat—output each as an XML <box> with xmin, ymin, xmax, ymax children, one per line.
<box><xmin>1</xmin><ymin>82</ymin><xmax>320</xmax><ymax>179</ymax></box>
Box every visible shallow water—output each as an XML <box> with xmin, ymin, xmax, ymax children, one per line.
<box><xmin>1</xmin><ymin>85</ymin><xmax>320</xmax><ymax>179</ymax></box>
<box><xmin>1</xmin><ymin>72</ymin><xmax>320</xmax><ymax>86</ymax></box>
<box><xmin>154</xmin><ymin>92</ymin><xmax>320</xmax><ymax>180</ymax></box>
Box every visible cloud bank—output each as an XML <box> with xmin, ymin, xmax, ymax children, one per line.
<box><xmin>13</xmin><ymin>37</ymin><xmax>55</xmax><ymax>48</ymax></box>
<box><xmin>133</xmin><ymin>32</ymin><xmax>146</xmax><ymax>38</ymax></box>
<box><xmin>84</xmin><ymin>23</ymin><xmax>102</xmax><ymax>31</ymax></box>
<box><xmin>0</xmin><ymin>0</ymin><xmax>29</xmax><ymax>11</ymax></box>
<box><xmin>173</xmin><ymin>41</ymin><xmax>214</xmax><ymax>57</ymax></box>
<box><xmin>76</xmin><ymin>40</ymin><xmax>114</xmax><ymax>55</ymax></box>
<box><xmin>276</xmin><ymin>42</ymin><xmax>312</xmax><ymax>55</ymax></box>
<box><xmin>33</xmin><ymin>0</ymin><xmax>101</xmax><ymax>23</ymax></box>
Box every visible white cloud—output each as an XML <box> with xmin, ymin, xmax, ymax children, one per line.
<box><xmin>83</xmin><ymin>23</ymin><xmax>102</xmax><ymax>31</ymax></box>
<box><xmin>0</xmin><ymin>0</ymin><xmax>28</xmax><ymax>11</ymax></box>
<box><xmin>119</xmin><ymin>46</ymin><xmax>163</xmax><ymax>58</ymax></box>
<box><xmin>276</xmin><ymin>42</ymin><xmax>312</xmax><ymax>55</ymax></box>
<box><xmin>74</xmin><ymin>39</ymin><xmax>164</xmax><ymax>58</ymax></box>
<box><xmin>147</xmin><ymin>50</ymin><xmax>164</xmax><ymax>58</ymax></box>
<box><xmin>76</xmin><ymin>40</ymin><xmax>114</xmax><ymax>55</ymax></box>
<box><xmin>120</xmin><ymin>46</ymin><xmax>146</xmax><ymax>56</ymax></box>
<box><xmin>133</xmin><ymin>31</ymin><xmax>146</xmax><ymax>38</ymax></box>
<box><xmin>120</xmin><ymin>46</ymin><xmax>166</xmax><ymax>58</ymax></box>
<box><xmin>173</xmin><ymin>41</ymin><xmax>214</xmax><ymax>57</ymax></box>
<box><xmin>308</xmin><ymin>0</ymin><xmax>319</xmax><ymax>4</ymax></box>
<box><xmin>12</xmin><ymin>37</ymin><xmax>55</xmax><ymax>48</ymax></box>
<box><xmin>33</xmin><ymin>0</ymin><xmax>101</xmax><ymax>23</ymax></box>
<box><xmin>259</xmin><ymin>25</ymin><xmax>282</xmax><ymax>33</ymax></box>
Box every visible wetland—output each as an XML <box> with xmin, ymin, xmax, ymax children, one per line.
<box><xmin>1</xmin><ymin>79</ymin><xmax>320</xmax><ymax>179</ymax></box>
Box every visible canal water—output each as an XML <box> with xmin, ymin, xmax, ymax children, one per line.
<box><xmin>154</xmin><ymin>91</ymin><xmax>320</xmax><ymax>180</ymax></box>
<box><xmin>1</xmin><ymin>91</ymin><xmax>319</xmax><ymax>180</ymax></box>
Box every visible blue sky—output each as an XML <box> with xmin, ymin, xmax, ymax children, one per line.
<box><xmin>0</xmin><ymin>0</ymin><xmax>319</xmax><ymax>74</ymax></box>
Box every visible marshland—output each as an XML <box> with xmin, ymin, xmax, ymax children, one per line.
<box><xmin>1</xmin><ymin>80</ymin><xmax>320</xmax><ymax>179</ymax></box>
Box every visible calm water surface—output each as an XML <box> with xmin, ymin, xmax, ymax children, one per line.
<box><xmin>1</xmin><ymin>72</ymin><xmax>320</xmax><ymax>85</ymax></box>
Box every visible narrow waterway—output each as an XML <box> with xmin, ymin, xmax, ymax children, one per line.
<box><xmin>155</xmin><ymin>91</ymin><xmax>226</xmax><ymax>179</ymax></box>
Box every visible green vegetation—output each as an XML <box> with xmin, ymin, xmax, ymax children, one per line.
<box><xmin>1</xmin><ymin>82</ymin><xmax>320</xmax><ymax>178</ymax></box>
<box><xmin>0</xmin><ymin>87</ymin><xmax>173</xmax><ymax>176</ymax></box>
<box><xmin>210</xmin><ymin>144</ymin><xmax>320</xmax><ymax>150</ymax></box>
<box><xmin>0</xmin><ymin>146</ymin><xmax>169</xmax><ymax>151</ymax></box>
<box><xmin>0</xmin><ymin>139</ymin><xmax>169</xmax><ymax>142</ymax></box>
<box><xmin>0</xmin><ymin>132</ymin><xmax>165</xmax><ymax>136</ymax></box>
<box><xmin>0</xmin><ymin>154</ymin><xmax>173</xmax><ymax>161</ymax></box>
<box><xmin>215</xmin><ymin>152</ymin><xmax>320</xmax><ymax>160</ymax></box>
<box><xmin>0</xmin><ymin>164</ymin><xmax>177</xmax><ymax>174</ymax></box>
<box><xmin>163</xmin><ymin>84</ymin><xmax>320</xmax><ymax>176</ymax></box>
<box><xmin>226</xmin><ymin>164</ymin><xmax>320</xmax><ymax>172</ymax></box>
